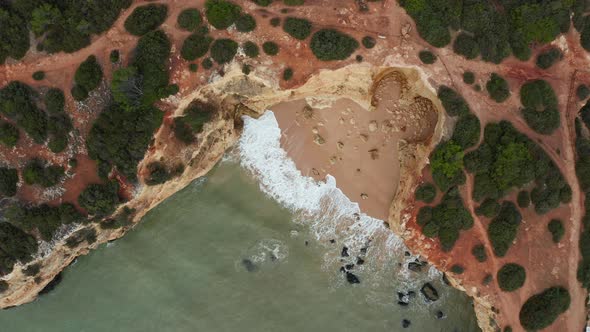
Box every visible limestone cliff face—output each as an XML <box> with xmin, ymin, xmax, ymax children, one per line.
<box><xmin>0</xmin><ymin>63</ymin><xmax>496</xmax><ymax>332</ymax></box>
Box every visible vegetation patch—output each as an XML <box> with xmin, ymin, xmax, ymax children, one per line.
<box><xmin>0</xmin><ymin>81</ymin><xmax>48</xmax><ymax>143</ymax></box>
<box><xmin>181</xmin><ymin>34</ymin><xmax>213</xmax><ymax>61</ymax></box>
<box><xmin>236</xmin><ymin>14</ymin><xmax>256</xmax><ymax>32</ymax></box>
<box><xmin>519</xmin><ymin>287</ymin><xmax>570</xmax><ymax>331</ymax></box>
<box><xmin>32</xmin><ymin>71</ymin><xmax>45</xmax><ymax>81</ymax></box>
<box><xmin>0</xmin><ymin>222</ymin><xmax>38</xmax><ymax>275</ymax></box>
<box><xmin>487</xmin><ymin>201</ymin><xmax>521</xmax><ymax>257</ymax></box>
<box><xmin>72</xmin><ymin>55</ymin><xmax>103</xmax><ymax>101</ymax></box>
<box><xmin>450</xmin><ymin>264</ymin><xmax>464</xmax><ymax>274</ymax></box>
<box><xmin>471</xmin><ymin>244</ymin><xmax>487</xmax><ymax>262</ymax></box>
<box><xmin>283</xmin><ymin>68</ymin><xmax>293</xmax><ymax>81</ymax></box>
<box><xmin>283</xmin><ymin>17</ymin><xmax>312</xmax><ymax>40</ymax></box>
<box><xmin>453</xmin><ymin>33</ymin><xmax>479</xmax><ymax>60</ymax></box>
<box><xmin>463</xmin><ymin>71</ymin><xmax>475</xmax><ymax>85</ymax></box>
<box><xmin>263</xmin><ymin>41</ymin><xmax>279</xmax><ymax>55</ymax></box>
<box><xmin>145</xmin><ymin>162</ymin><xmax>184</xmax><ymax>186</ymax></box>
<box><xmin>437</xmin><ymin>86</ymin><xmax>469</xmax><ymax>117</ymax></box>
<box><xmin>430</xmin><ymin>140</ymin><xmax>465</xmax><ymax>191</ymax></box>
<box><xmin>310</xmin><ymin>29</ymin><xmax>359</xmax><ymax>61</ymax></box>
<box><xmin>578</xmin><ymin>84</ymin><xmax>590</xmax><ymax>101</ymax></box>
<box><xmin>173</xmin><ymin>100</ymin><xmax>215</xmax><ymax>144</ymax></box>
<box><xmin>520</xmin><ymin>79</ymin><xmax>560</xmax><ymax>135</ymax></box>
<box><xmin>362</xmin><ymin>36</ymin><xmax>376</xmax><ymax>49</ymax></box>
<box><xmin>243</xmin><ymin>41</ymin><xmax>259</xmax><ymax>57</ymax></box>
<box><xmin>7</xmin><ymin>203</ymin><xmax>83</xmax><ymax>241</ymax></box>
<box><xmin>0</xmin><ymin>167</ymin><xmax>18</xmax><ymax>197</ymax></box>
<box><xmin>22</xmin><ymin>159</ymin><xmax>64</xmax><ymax>188</ymax></box>
<box><xmin>205</xmin><ymin>0</ymin><xmax>241</xmax><ymax>30</ymax></box>
<box><xmin>517</xmin><ymin>190</ymin><xmax>530</xmax><ymax>208</ymax></box>
<box><xmin>486</xmin><ymin>73</ymin><xmax>510</xmax><ymax>103</ymax></box>
<box><xmin>211</xmin><ymin>39</ymin><xmax>238</xmax><ymax>64</ymax></box>
<box><xmin>451</xmin><ymin>114</ymin><xmax>480</xmax><ymax>149</ymax></box>
<box><xmin>418</xmin><ymin>50</ymin><xmax>436</xmax><ymax>64</ymax></box>
<box><xmin>548</xmin><ymin>219</ymin><xmax>565</xmax><ymax>243</ymax></box>
<box><xmin>78</xmin><ymin>182</ymin><xmax>121</xmax><ymax>217</ymax></box>
<box><xmin>124</xmin><ymin>4</ymin><xmax>168</xmax><ymax>36</ymax></box>
<box><xmin>420</xmin><ymin>187</ymin><xmax>473</xmax><ymax>252</ymax></box>
<box><xmin>0</xmin><ymin>121</ymin><xmax>19</xmax><ymax>147</ymax></box>
<box><xmin>475</xmin><ymin>199</ymin><xmax>500</xmax><ymax>218</ymax></box>
<box><xmin>536</xmin><ymin>48</ymin><xmax>562</xmax><ymax>69</ymax></box>
<box><xmin>177</xmin><ymin>8</ymin><xmax>202</xmax><ymax>31</ymax></box>
<box><xmin>415</xmin><ymin>182</ymin><xmax>436</xmax><ymax>203</ymax></box>
<box><xmin>497</xmin><ymin>263</ymin><xmax>526</xmax><ymax>292</ymax></box>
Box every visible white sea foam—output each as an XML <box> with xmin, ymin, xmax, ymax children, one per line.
<box><xmin>237</xmin><ymin>111</ymin><xmax>424</xmax><ymax>285</ymax></box>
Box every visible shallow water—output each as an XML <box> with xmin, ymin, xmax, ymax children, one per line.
<box><xmin>0</xmin><ymin>161</ymin><xmax>479</xmax><ymax>332</ymax></box>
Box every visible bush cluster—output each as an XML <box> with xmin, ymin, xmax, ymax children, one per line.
<box><xmin>78</xmin><ymin>182</ymin><xmax>121</xmax><ymax>217</ymax></box>
<box><xmin>236</xmin><ymin>14</ymin><xmax>256</xmax><ymax>32</ymax></box>
<box><xmin>520</xmin><ymin>79</ymin><xmax>560</xmax><ymax>135</ymax></box>
<box><xmin>548</xmin><ymin>219</ymin><xmax>564</xmax><ymax>243</ymax></box>
<box><xmin>419</xmin><ymin>187</ymin><xmax>473</xmax><ymax>252</ymax></box>
<box><xmin>471</xmin><ymin>244</ymin><xmax>487</xmax><ymax>262</ymax></box>
<box><xmin>6</xmin><ymin>203</ymin><xmax>83</xmax><ymax>241</ymax></box>
<box><xmin>22</xmin><ymin>159</ymin><xmax>64</xmax><ymax>188</ymax></box>
<box><xmin>0</xmin><ymin>167</ymin><xmax>18</xmax><ymax>197</ymax></box>
<box><xmin>270</xmin><ymin>17</ymin><xmax>281</xmax><ymax>27</ymax></box>
<box><xmin>100</xmin><ymin>206</ymin><xmax>135</xmax><ymax>230</ymax></box>
<box><xmin>72</xmin><ymin>55</ymin><xmax>103</xmax><ymax>101</ymax></box>
<box><xmin>124</xmin><ymin>4</ymin><xmax>168</xmax><ymax>36</ymax></box>
<box><xmin>263</xmin><ymin>41</ymin><xmax>279</xmax><ymax>55</ymax></box>
<box><xmin>486</xmin><ymin>73</ymin><xmax>510</xmax><ymax>103</ymax></box>
<box><xmin>205</xmin><ymin>0</ymin><xmax>241</xmax><ymax>30</ymax></box>
<box><xmin>283</xmin><ymin>17</ymin><xmax>312</xmax><ymax>40</ymax></box>
<box><xmin>310</xmin><ymin>29</ymin><xmax>358</xmax><ymax>61</ymax></box>
<box><xmin>418</xmin><ymin>50</ymin><xmax>436</xmax><ymax>64</ymax></box>
<box><xmin>451</xmin><ymin>113</ymin><xmax>480</xmax><ymax>149</ymax></box>
<box><xmin>45</xmin><ymin>88</ymin><xmax>65</xmax><ymax>114</ymax></box>
<box><xmin>517</xmin><ymin>190</ymin><xmax>530</xmax><ymax>208</ymax></box>
<box><xmin>32</xmin><ymin>71</ymin><xmax>45</xmax><ymax>81</ymax></box>
<box><xmin>497</xmin><ymin>263</ymin><xmax>526</xmax><ymax>292</ymax></box>
<box><xmin>415</xmin><ymin>182</ymin><xmax>436</xmax><ymax>203</ymax></box>
<box><xmin>0</xmin><ymin>222</ymin><xmax>38</xmax><ymax>276</ymax></box>
<box><xmin>145</xmin><ymin>162</ymin><xmax>184</xmax><ymax>186</ymax></box>
<box><xmin>177</xmin><ymin>8</ymin><xmax>202</xmax><ymax>31</ymax></box>
<box><xmin>437</xmin><ymin>86</ymin><xmax>469</xmax><ymax>117</ymax></box>
<box><xmin>453</xmin><ymin>33</ymin><xmax>479</xmax><ymax>60</ymax></box>
<box><xmin>536</xmin><ymin>48</ymin><xmax>562</xmax><ymax>69</ymax></box>
<box><xmin>463</xmin><ymin>71</ymin><xmax>475</xmax><ymax>85</ymax></box>
<box><xmin>0</xmin><ymin>120</ymin><xmax>19</xmax><ymax>147</ymax></box>
<box><xmin>211</xmin><ymin>39</ymin><xmax>238</xmax><ymax>64</ymax></box>
<box><xmin>0</xmin><ymin>81</ymin><xmax>48</xmax><ymax>143</ymax></box>
<box><xmin>430</xmin><ymin>140</ymin><xmax>465</xmax><ymax>191</ymax></box>
<box><xmin>362</xmin><ymin>36</ymin><xmax>376</xmax><ymax>49</ymax></box>
<box><xmin>475</xmin><ymin>198</ymin><xmax>500</xmax><ymax>218</ymax></box>
<box><xmin>519</xmin><ymin>287</ymin><xmax>570</xmax><ymax>330</ymax></box>
<box><xmin>487</xmin><ymin>201</ymin><xmax>521</xmax><ymax>257</ymax></box>
<box><xmin>243</xmin><ymin>41</ymin><xmax>259</xmax><ymax>57</ymax></box>
<box><xmin>283</xmin><ymin>68</ymin><xmax>293</xmax><ymax>81</ymax></box>
<box><xmin>578</xmin><ymin>84</ymin><xmax>590</xmax><ymax>101</ymax></box>
<box><xmin>173</xmin><ymin>100</ymin><xmax>215</xmax><ymax>144</ymax></box>
<box><xmin>181</xmin><ymin>34</ymin><xmax>213</xmax><ymax>61</ymax></box>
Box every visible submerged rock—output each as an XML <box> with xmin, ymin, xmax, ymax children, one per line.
<box><xmin>402</xmin><ymin>319</ymin><xmax>411</xmax><ymax>328</ymax></box>
<box><xmin>420</xmin><ymin>283</ymin><xmax>439</xmax><ymax>302</ymax></box>
<box><xmin>345</xmin><ymin>264</ymin><xmax>354</xmax><ymax>270</ymax></box>
<box><xmin>341</xmin><ymin>246</ymin><xmax>349</xmax><ymax>257</ymax></box>
<box><xmin>436</xmin><ymin>310</ymin><xmax>446</xmax><ymax>319</ymax></box>
<box><xmin>241</xmin><ymin>259</ymin><xmax>258</xmax><ymax>272</ymax></box>
<box><xmin>356</xmin><ymin>257</ymin><xmax>365</xmax><ymax>265</ymax></box>
<box><xmin>408</xmin><ymin>262</ymin><xmax>423</xmax><ymax>272</ymax></box>
<box><xmin>345</xmin><ymin>272</ymin><xmax>360</xmax><ymax>284</ymax></box>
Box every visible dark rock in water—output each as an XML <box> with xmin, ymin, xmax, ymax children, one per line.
<box><xmin>408</xmin><ymin>262</ymin><xmax>423</xmax><ymax>272</ymax></box>
<box><xmin>345</xmin><ymin>263</ymin><xmax>354</xmax><ymax>270</ymax></box>
<box><xmin>341</xmin><ymin>246</ymin><xmax>349</xmax><ymax>257</ymax></box>
<box><xmin>408</xmin><ymin>290</ymin><xmax>416</xmax><ymax>299</ymax></box>
<box><xmin>404</xmin><ymin>251</ymin><xmax>411</xmax><ymax>256</ymax></box>
<box><xmin>436</xmin><ymin>310</ymin><xmax>446</xmax><ymax>319</ymax></box>
<box><xmin>345</xmin><ymin>272</ymin><xmax>360</xmax><ymax>284</ymax></box>
<box><xmin>420</xmin><ymin>283</ymin><xmax>439</xmax><ymax>302</ymax></box>
<box><xmin>39</xmin><ymin>273</ymin><xmax>63</xmax><ymax>295</ymax></box>
<box><xmin>397</xmin><ymin>301</ymin><xmax>409</xmax><ymax>306</ymax></box>
<box><xmin>356</xmin><ymin>257</ymin><xmax>365</xmax><ymax>265</ymax></box>
<box><xmin>442</xmin><ymin>273</ymin><xmax>451</xmax><ymax>286</ymax></box>
<box><xmin>397</xmin><ymin>292</ymin><xmax>410</xmax><ymax>305</ymax></box>
<box><xmin>304</xmin><ymin>240</ymin><xmax>309</xmax><ymax>246</ymax></box>
<box><xmin>329</xmin><ymin>239</ymin><xmax>335</xmax><ymax>244</ymax></box>
<box><xmin>269</xmin><ymin>253</ymin><xmax>277</xmax><ymax>262</ymax></box>
<box><xmin>242</xmin><ymin>259</ymin><xmax>258</xmax><ymax>272</ymax></box>
<box><xmin>360</xmin><ymin>247</ymin><xmax>367</xmax><ymax>254</ymax></box>
<box><xmin>402</xmin><ymin>319</ymin><xmax>411</xmax><ymax>328</ymax></box>
<box><xmin>339</xmin><ymin>266</ymin><xmax>346</xmax><ymax>273</ymax></box>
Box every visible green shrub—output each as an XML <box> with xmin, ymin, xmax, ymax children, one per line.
<box><xmin>362</xmin><ymin>36</ymin><xmax>376</xmax><ymax>49</ymax></box>
<box><xmin>177</xmin><ymin>8</ymin><xmax>202</xmax><ymax>31</ymax></box>
<box><xmin>0</xmin><ymin>121</ymin><xmax>19</xmax><ymax>147</ymax></box>
<box><xmin>243</xmin><ymin>41</ymin><xmax>259</xmax><ymax>57</ymax></box>
<box><xmin>415</xmin><ymin>183</ymin><xmax>436</xmax><ymax>203</ymax></box>
<box><xmin>22</xmin><ymin>159</ymin><xmax>64</xmax><ymax>188</ymax></box>
<box><xmin>242</xmin><ymin>64</ymin><xmax>251</xmax><ymax>75</ymax></box>
<box><xmin>475</xmin><ymin>199</ymin><xmax>500</xmax><ymax>218</ymax></box>
<box><xmin>463</xmin><ymin>71</ymin><xmax>475</xmax><ymax>85</ymax></box>
<box><xmin>0</xmin><ymin>167</ymin><xmax>18</xmax><ymax>197</ymax></box>
<box><xmin>110</xmin><ymin>50</ymin><xmax>120</xmax><ymax>63</ymax></box>
<box><xmin>0</xmin><ymin>222</ymin><xmax>38</xmax><ymax>275</ymax></box>
<box><xmin>437</xmin><ymin>86</ymin><xmax>470</xmax><ymax>117</ymax></box>
<box><xmin>211</xmin><ymin>39</ymin><xmax>238</xmax><ymax>64</ymax></box>
<box><xmin>471</xmin><ymin>244</ymin><xmax>487</xmax><ymax>262</ymax></box>
<box><xmin>189</xmin><ymin>63</ymin><xmax>198</xmax><ymax>72</ymax></box>
<box><xmin>253</xmin><ymin>0</ymin><xmax>272</xmax><ymax>6</ymax></box>
<box><xmin>78</xmin><ymin>182</ymin><xmax>120</xmax><ymax>216</ymax></box>
<box><xmin>310</xmin><ymin>29</ymin><xmax>359</xmax><ymax>61</ymax></box>
<box><xmin>263</xmin><ymin>41</ymin><xmax>279</xmax><ymax>55</ymax></box>
<box><xmin>45</xmin><ymin>88</ymin><xmax>65</xmax><ymax>114</ymax></box>
<box><xmin>145</xmin><ymin>162</ymin><xmax>184</xmax><ymax>185</ymax></box>
<box><xmin>181</xmin><ymin>34</ymin><xmax>213</xmax><ymax>61</ymax></box>
<box><xmin>398</xmin><ymin>0</ymin><xmax>452</xmax><ymax>48</ymax></box>
<box><xmin>517</xmin><ymin>190</ymin><xmax>530</xmax><ymax>208</ymax></box>
<box><xmin>520</xmin><ymin>80</ymin><xmax>560</xmax><ymax>135</ymax></box>
<box><xmin>74</xmin><ymin>55</ymin><xmax>103</xmax><ymax>99</ymax></box>
<box><xmin>173</xmin><ymin>100</ymin><xmax>215</xmax><ymax>144</ymax></box>
<box><xmin>202</xmin><ymin>58</ymin><xmax>213</xmax><ymax>69</ymax></box>
<box><xmin>284</xmin><ymin>0</ymin><xmax>304</xmax><ymax>5</ymax></box>
<box><xmin>536</xmin><ymin>48</ymin><xmax>562</xmax><ymax>69</ymax></box>
<box><xmin>420</xmin><ymin>187</ymin><xmax>473</xmax><ymax>251</ymax></box>
<box><xmin>577</xmin><ymin>84</ymin><xmax>590</xmax><ymax>101</ymax></box>
<box><xmin>451</xmin><ymin>114</ymin><xmax>480</xmax><ymax>149</ymax></box>
<box><xmin>497</xmin><ymin>263</ymin><xmax>526</xmax><ymax>292</ymax></box>
<box><xmin>417</xmin><ymin>206</ymin><xmax>432</xmax><ymax>226</ymax></box>
<box><xmin>548</xmin><ymin>219</ymin><xmax>564</xmax><ymax>243</ymax></box>
<box><xmin>0</xmin><ymin>9</ymin><xmax>29</xmax><ymax>64</ymax></box>
<box><xmin>450</xmin><ymin>264</ymin><xmax>464</xmax><ymax>274</ymax></box>
<box><xmin>100</xmin><ymin>206</ymin><xmax>135</xmax><ymax>230</ymax></box>
<box><xmin>488</xmin><ymin>201</ymin><xmax>521</xmax><ymax>257</ymax></box>
<box><xmin>71</xmin><ymin>85</ymin><xmax>88</xmax><ymax>101</ymax></box>
<box><xmin>486</xmin><ymin>73</ymin><xmax>510</xmax><ymax>103</ymax></box>
<box><xmin>32</xmin><ymin>71</ymin><xmax>45</xmax><ymax>81</ymax></box>
<box><xmin>23</xmin><ymin>263</ymin><xmax>40</xmax><ymax>276</ymax></box>
<box><xmin>283</xmin><ymin>68</ymin><xmax>293</xmax><ymax>81</ymax></box>
<box><xmin>453</xmin><ymin>33</ymin><xmax>479</xmax><ymax>60</ymax></box>
<box><xmin>236</xmin><ymin>14</ymin><xmax>256</xmax><ymax>32</ymax></box>
<box><xmin>519</xmin><ymin>287</ymin><xmax>570</xmax><ymax>330</ymax></box>
<box><xmin>6</xmin><ymin>203</ymin><xmax>83</xmax><ymax>241</ymax></box>
<box><xmin>283</xmin><ymin>17</ymin><xmax>312</xmax><ymax>40</ymax></box>
<box><xmin>205</xmin><ymin>0</ymin><xmax>241</xmax><ymax>30</ymax></box>
<box><xmin>66</xmin><ymin>227</ymin><xmax>97</xmax><ymax>248</ymax></box>
<box><xmin>124</xmin><ymin>4</ymin><xmax>168</xmax><ymax>36</ymax></box>
<box><xmin>270</xmin><ymin>17</ymin><xmax>281</xmax><ymax>27</ymax></box>
<box><xmin>418</xmin><ymin>50</ymin><xmax>436</xmax><ymax>64</ymax></box>
<box><xmin>430</xmin><ymin>141</ymin><xmax>465</xmax><ymax>191</ymax></box>
<box><xmin>48</xmin><ymin>135</ymin><xmax>67</xmax><ymax>153</ymax></box>
<box><xmin>0</xmin><ymin>81</ymin><xmax>48</xmax><ymax>143</ymax></box>
<box><xmin>132</xmin><ymin>30</ymin><xmax>173</xmax><ymax>105</ymax></box>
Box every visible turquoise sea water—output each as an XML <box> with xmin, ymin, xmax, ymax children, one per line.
<box><xmin>0</xmin><ymin>161</ymin><xmax>479</xmax><ymax>332</ymax></box>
